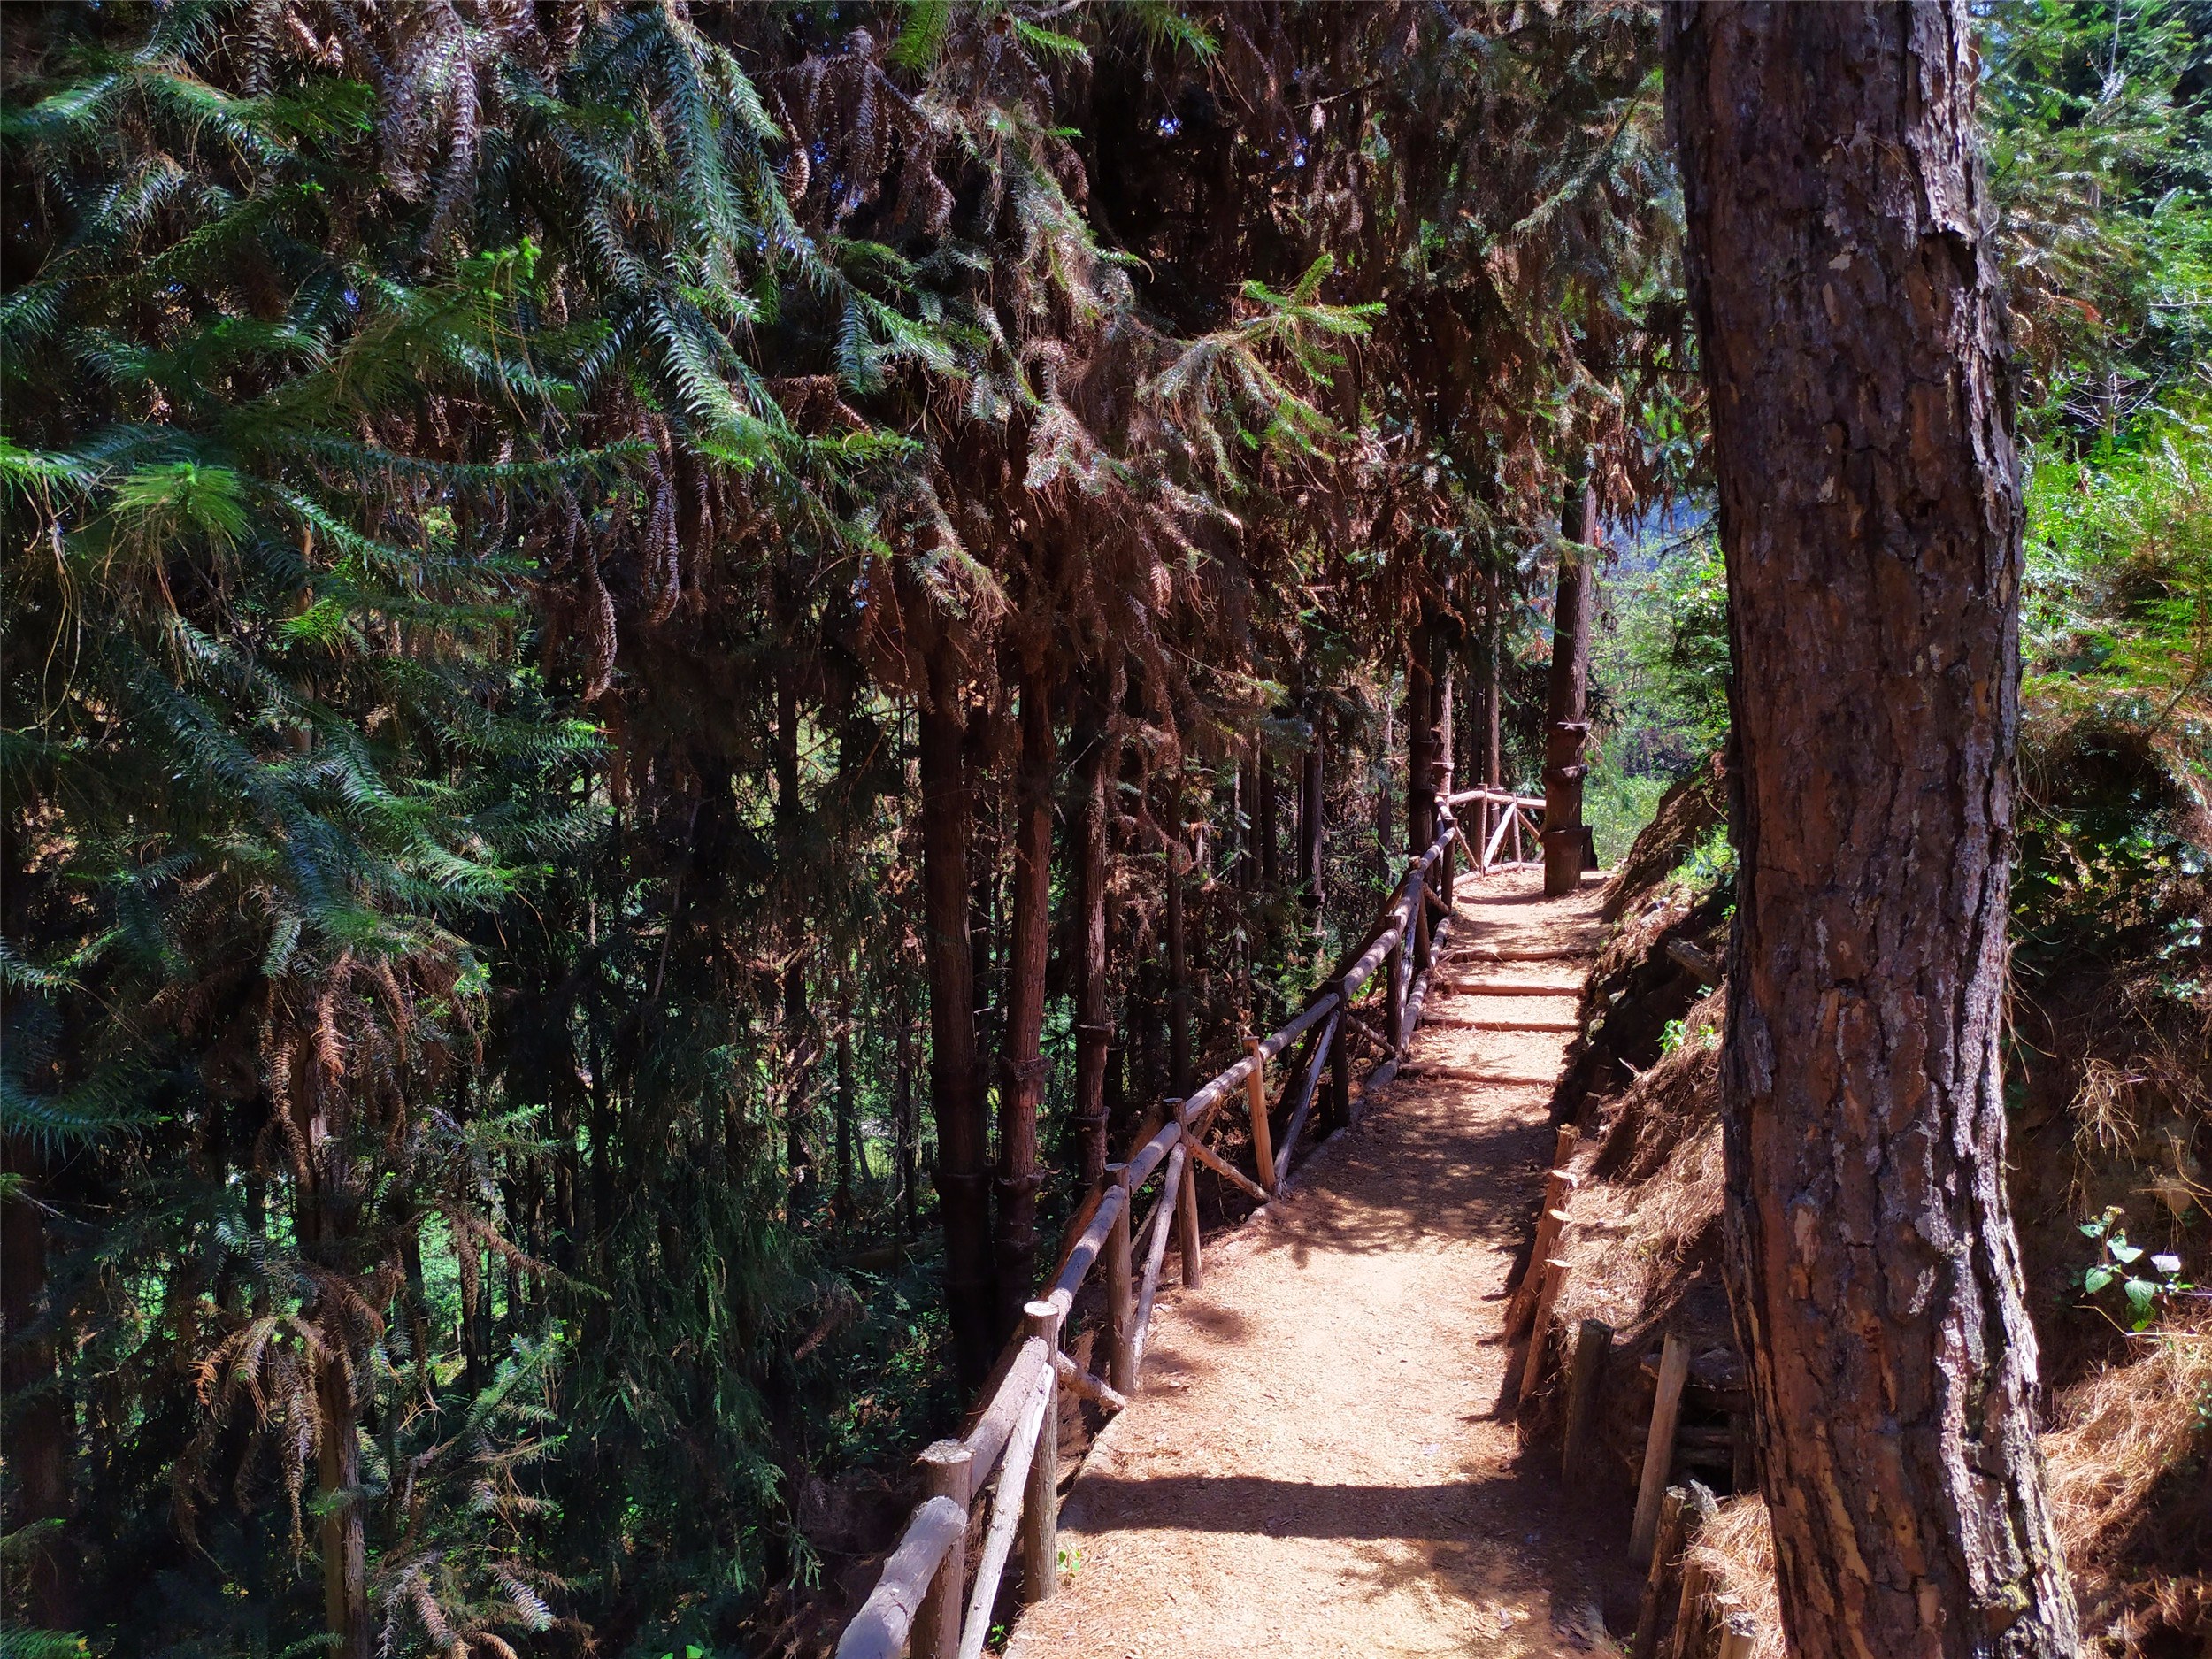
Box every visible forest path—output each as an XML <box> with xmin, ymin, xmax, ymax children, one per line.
<box><xmin>1004</xmin><ymin>866</ymin><xmax>1640</xmax><ymax>1659</ymax></box>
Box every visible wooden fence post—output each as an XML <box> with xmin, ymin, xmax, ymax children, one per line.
<box><xmin>1241</xmin><ymin>1035</ymin><xmax>1276</xmax><ymax>1196</ymax></box>
<box><xmin>1019</xmin><ymin>1301</ymin><xmax>1061</xmax><ymax>1605</ymax></box>
<box><xmin>913</xmin><ymin>1440</ymin><xmax>972</xmax><ymax>1659</ymax></box>
<box><xmin>1507</xmin><ymin>1208</ymin><xmax>1571</xmax><ymax>1337</ymax></box>
<box><xmin>1561</xmin><ymin>1317</ymin><xmax>1612</xmax><ymax>1479</ymax></box>
<box><xmin>1555</xmin><ymin>1125</ymin><xmax>1580</xmax><ymax>1168</ymax></box>
<box><xmin>1383</xmin><ymin>904</ymin><xmax>1406</xmax><ymax>1055</ymax></box>
<box><xmin>1717</xmin><ymin>1613</ymin><xmax>1755</xmax><ymax>1659</ymax></box>
<box><xmin>1326</xmin><ymin>985</ymin><xmax>1353</xmax><ymax>1129</ymax></box>
<box><xmin>1670</xmin><ymin>1563</ymin><xmax>1712</xmax><ymax>1659</ymax></box>
<box><xmin>1517</xmin><ymin>1258</ymin><xmax>1570</xmax><ymax>1400</ymax></box>
<box><xmin>1105</xmin><ymin>1162</ymin><xmax>1135</xmax><ymax>1393</ymax></box>
<box><xmin>1632</xmin><ymin>1332</ymin><xmax>1692</xmax><ymax>1563</ymax></box>
<box><xmin>1630</xmin><ymin>1486</ymin><xmax>1688</xmax><ymax>1659</ymax></box>
<box><xmin>1171</xmin><ymin>1102</ymin><xmax>1202</xmax><ymax>1290</ymax></box>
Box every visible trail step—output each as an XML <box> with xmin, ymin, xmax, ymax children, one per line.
<box><xmin>1398</xmin><ymin>1064</ymin><xmax>1558</xmax><ymax>1087</ymax></box>
<box><xmin>1443</xmin><ymin>978</ymin><xmax>1584</xmax><ymax>997</ymax></box>
<box><xmin>1448</xmin><ymin>945</ymin><xmax>1594</xmax><ymax>964</ymax></box>
<box><xmin>1426</xmin><ymin>1013</ymin><xmax>1581</xmax><ymax>1033</ymax></box>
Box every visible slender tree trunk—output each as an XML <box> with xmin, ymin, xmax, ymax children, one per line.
<box><xmin>1374</xmin><ymin>702</ymin><xmax>1394</xmax><ymax>890</ymax></box>
<box><xmin>1257</xmin><ymin>750</ymin><xmax>1279</xmax><ymax>887</ymax></box>
<box><xmin>918</xmin><ymin>654</ymin><xmax>996</xmax><ymax>1387</ymax></box>
<box><xmin>1667</xmin><ymin>7</ymin><xmax>2077</xmax><ymax>1655</ymax></box>
<box><xmin>994</xmin><ymin>670</ymin><xmax>1055</xmax><ymax>1338</ymax></box>
<box><xmin>1164</xmin><ymin>779</ymin><xmax>1193</xmax><ymax>1098</ymax></box>
<box><xmin>894</xmin><ymin>985</ymin><xmax>918</xmax><ymax>1236</ymax></box>
<box><xmin>1298</xmin><ymin>718</ymin><xmax>1324</xmax><ymax>940</ymax></box>
<box><xmin>1542</xmin><ymin>460</ymin><xmax>1595</xmax><ymax>897</ymax></box>
<box><xmin>1408</xmin><ymin>616</ymin><xmax>1438</xmax><ymax>856</ymax></box>
<box><xmin>1483</xmin><ymin>559</ymin><xmax>1503</xmax><ymax>790</ymax></box>
<box><xmin>834</xmin><ymin>1019</ymin><xmax>856</xmax><ymax>1218</ymax></box>
<box><xmin>313</xmin><ymin>1349</ymin><xmax>368</xmax><ymax>1659</ymax></box>
<box><xmin>2</xmin><ymin>1144</ymin><xmax>72</xmax><ymax>1631</ymax></box>
<box><xmin>777</xmin><ymin>663</ymin><xmax>814</xmax><ymax>1206</ymax></box>
<box><xmin>1071</xmin><ymin>678</ymin><xmax>1113</xmax><ymax>1187</ymax></box>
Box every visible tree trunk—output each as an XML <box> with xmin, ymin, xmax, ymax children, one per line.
<box><xmin>1542</xmin><ymin>460</ymin><xmax>1595</xmax><ymax>897</ymax></box>
<box><xmin>1408</xmin><ymin>617</ymin><xmax>1437</xmax><ymax>856</ymax></box>
<box><xmin>1298</xmin><ymin>719</ymin><xmax>1324</xmax><ymax>939</ymax></box>
<box><xmin>1071</xmin><ymin>679</ymin><xmax>1113</xmax><ymax>1187</ymax></box>
<box><xmin>1482</xmin><ymin>558</ymin><xmax>1503</xmax><ymax>790</ymax></box>
<box><xmin>2</xmin><ymin>1143</ymin><xmax>72</xmax><ymax>1631</ymax></box>
<box><xmin>1257</xmin><ymin>749</ymin><xmax>1279</xmax><ymax>887</ymax></box>
<box><xmin>918</xmin><ymin>651</ymin><xmax>996</xmax><ymax>1388</ymax></box>
<box><xmin>834</xmin><ymin>1019</ymin><xmax>856</xmax><ymax>1218</ymax></box>
<box><xmin>894</xmin><ymin>985</ymin><xmax>918</xmax><ymax>1236</ymax></box>
<box><xmin>1666</xmin><ymin>6</ymin><xmax>2078</xmax><ymax>1655</ymax></box>
<box><xmin>1375</xmin><ymin>701</ymin><xmax>1394</xmax><ymax>890</ymax></box>
<box><xmin>1164</xmin><ymin>773</ymin><xmax>1194</xmax><ymax>1098</ymax></box>
<box><xmin>994</xmin><ymin>669</ymin><xmax>1055</xmax><ymax>1339</ymax></box>
<box><xmin>778</xmin><ymin>663</ymin><xmax>815</xmax><ymax>1208</ymax></box>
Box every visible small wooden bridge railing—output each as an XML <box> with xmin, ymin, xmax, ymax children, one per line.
<box><xmin>837</xmin><ymin>791</ymin><xmax>1547</xmax><ymax>1659</ymax></box>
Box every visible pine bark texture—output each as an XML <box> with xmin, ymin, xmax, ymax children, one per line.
<box><xmin>919</xmin><ymin>650</ymin><xmax>995</xmax><ymax>1386</ymax></box>
<box><xmin>1666</xmin><ymin>6</ymin><xmax>2077</xmax><ymax>1656</ymax></box>
<box><xmin>1071</xmin><ymin>681</ymin><xmax>1113</xmax><ymax>1187</ymax></box>
<box><xmin>994</xmin><ymin>672</ymin><xmax>1055</xmax><ymax>1338</ymax></box>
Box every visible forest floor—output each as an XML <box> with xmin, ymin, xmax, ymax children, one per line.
<box><xmin>1005</xmin><ymin>866</ymin><xmax>1642</xmax><ymax>1659</ymax></box>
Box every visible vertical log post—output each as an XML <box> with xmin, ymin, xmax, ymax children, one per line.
<box><xmin>1326</xmin><ymin>984</ymin><xmax>1353</xmax><ymax>1130</ymax></box>
<box><xmin>1717</xmin><ymin>1614</ymin><xmax>1755</xmax><ymax>1659</ymax></box>
<box><xmin>1670</xmin><ymin>1563</ymin><xmax>1713</xmax><ymax>1659</ymax></box>
<box><xmin>1632</xmin><ymin>1332</ymin><xmax>1693</xmax><ymax>1563</ymax></box>
<box><xmin>1383</xmin><ymin>889</ymin><xmax>1407</xmax><ymax>1054</ymax></box>
<box><xmin>1019</xmin><ymin>1301</ymin><xmax>1061</xmax><ymax>1605</ymax></box>
<box><xmin>1517</xmin><ymin>1258</ymin><xmax>1571</xmax><ymax>1400</ymax></box>
<box><xmin>1555</xmin><ymin>1125</ymin><xmax>1580</xmax><ymax>1169</ymax></box>
<box><xmin>1631</xmin><ymin>1486</ymin><xmax>1690</xmax><ymax>1659</ymax></box>
<box><xmin>1507</xmin><ymin>1208</ymin><xmax>1571</xmax><ymax>1334</ymax></box>
<box><xmin>1562</xmin><ymin>1317</ymin><xmax>1612</xmax><ymax>1479</ymax></box>
<box><xmin>1242</xmin><ymin>1036</ymin><xmax>1275</xmax><ymax>1197</ymax></box>
<box><xmin>913</xmin><ymin>1440</ymin><xmax>972</xmax><ymax>1659</ymax></box>
<box><xmin>1171</xmin><ymin>1101</ymin><xmax>1202</xmax><ymax>1291</ymax></box>
<box><xmin>1105</xmin><ymin>1162</ymin><xmax>1135</xmax><ymax>1394</ymax></box>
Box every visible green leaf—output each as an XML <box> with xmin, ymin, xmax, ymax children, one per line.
<box><xmin>2084</xmin><ymin>1265</ymin><xmax>2115</xmax><ymax>1294</ymax></box>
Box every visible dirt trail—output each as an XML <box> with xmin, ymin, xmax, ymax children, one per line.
<box><xmin>1005</xmin><ymin>867</ymin><xmax>1639</xmax><ymax>1659</ymax></box>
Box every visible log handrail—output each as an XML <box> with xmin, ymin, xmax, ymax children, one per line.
<box><xmin>839</xmin><ymin>811</ymin><xmax>1471</xmax><ymax>1659</ymax></box>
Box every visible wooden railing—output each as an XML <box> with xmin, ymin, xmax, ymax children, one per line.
<box><xmin>838</xmin><ymin>803</ymin><xmax>1507</xmax><ymax>1659</ymax></box>
<box><xmin>1447</xmin><ymin>786</ymin><xmax>1547</xmax><ymax>872</ymax></box>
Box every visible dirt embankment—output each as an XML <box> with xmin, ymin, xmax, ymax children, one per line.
<box><xmin>1521</xmin><ymin>747</ymin><xmax>2212</xmax><ymax>1658</ymax></box>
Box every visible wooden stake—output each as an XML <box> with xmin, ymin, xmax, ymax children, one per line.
<box><xmin>1506</xmin><ymin>1210</ymin><xmax>1571</xmax><ymax>1336</ymax></box>
<box><xmin>1172</xmin><ymin>1104</ymin><xmax>1202</xmax><ymax>1291</ymax></box>
<box><xmin>1630</xmin><ymin>1486</ymin><xmax>1688</xmax><ymax>1659</ymax></box>
<box><xmin>1669</xmin><ymin>1562</ymin><xmax>1712</xmax><ymax>1659</ymax></box>
<box><xmin>1105</xmin><ymin>1162</ymin><xmax>1135</xmax><ymax>1394</ymax></box>
<box><xmin>1242</xmin><ymin>1037</ymin><xmax>1275</xmax><ymax>1195</ymax></box>
<box><xmin>1517</xmin><ymin>1258</ymin><xmax>1570</xmax><ymax>1400</ymax></box>
<box><xmin>912</xmin><ymin>1440</ymin><xmax>972</xmax><ymax>1659</ymax></box>
<box><xmin>1561</xmin><ymin>1317</ymin><xmax>1612</xmax><ymax>1479</ymax></box>
<box><xmin>1019</xmin><ymin>1302</ymin><xmax>1060</xmax><ymax>1605</ymax></box>
<box><xmin>1717</xmin><ymin>1612</ymin><xmax>1755</xmax><ymax>1659</ymax></box>
<box><xmin>1555</xmin><ymin>1125</ymin><xmax>1580</xmax><ymax>1168</ymax></box>
<box><xmin>1632</xmin><ymin>1333</ymin><xmax>1693</xmax><ymax>1563</ymax></box>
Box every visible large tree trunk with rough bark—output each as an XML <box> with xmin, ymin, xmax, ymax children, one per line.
<box><xmin>919</xmin><ymin>649</ymin><xmax>995</xmax><ymax>1387</ymax></box>
<box><xmin>1667</xmin><ymin>6</ymin><xmax>2078</xmax><ymax>1655</ymax></box>
<box><xmin>1541</xmin><ymin>462</ymin><xmax>1595</xmax><ymax>898</ymax></box>
<box><xmin>994</xmin><ymin>669</ymin><xmax>1054</xmax><ymax>1339</ymax></box>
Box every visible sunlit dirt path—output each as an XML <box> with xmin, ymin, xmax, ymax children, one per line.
<box><xmin>1004</xmin><ymin>865</ymin><xmax>1638</xmax><ymax>1659</ymax></box>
